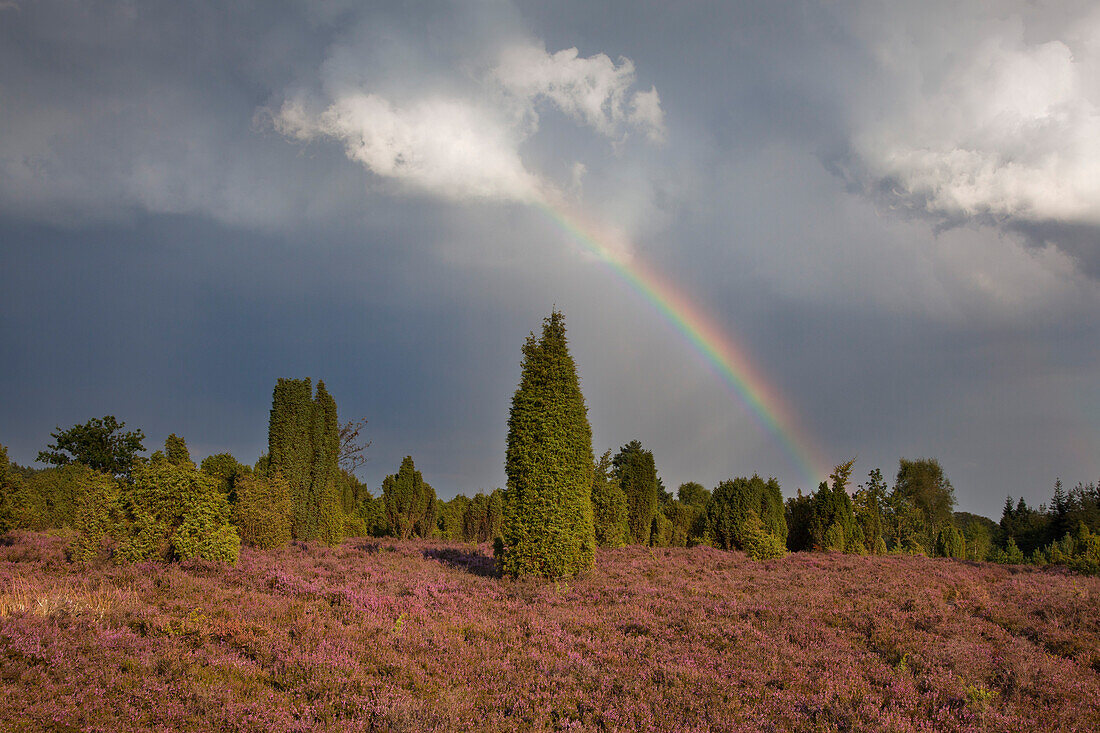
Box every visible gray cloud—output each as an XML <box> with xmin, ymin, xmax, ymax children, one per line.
<box><xmin>829</xmin><ymin>2</ymin><xmax>1100</xmax><ymax>269</ymax></box>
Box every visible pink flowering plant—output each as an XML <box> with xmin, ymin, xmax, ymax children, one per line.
<box><xmin>1</xmin><ymin>531</ymin><xmax>1098</xmax><ymax>731</ymax></box>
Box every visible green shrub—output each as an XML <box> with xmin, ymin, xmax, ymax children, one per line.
<box><xmin>614</xmin><ymin>441</ymin><xmax>658</xmax><ymax>545</ymax></box>
<box><xmin>438</xmin><ymin>495</ymin><xmax>470</xmax><ymax>541</ymax></box>
<box><xmin>708</xmin><ymin>475</ymin><xmax>787</xmax><ymax>554</ymax></box>
<box><xmin>69</xmin><ymin>471</ymin><xmax>120</xmax><ymax>564</ymax></box>
<box><xmin>382</xmin><ymin>457</ymin><xmax>437</xmax><ymax>540</ymax></box>
<box><xmin>233</xmin><ymin>472</ymin><xmax>292</xmax><ymax>549</ymax></box>
<box><xmin>741</xmin><ymin>511</ymin><xmax>788</xmax><ymax>560</ymax></box>
<box><xmin>994</xmin><ymin>537</ymin><xmax>1025</xmax><ymax>564</ymax></box>
<box><xmin>3</xmin><ymin>463</ymin><xmax>100</xmax><ymax>531</ymax></box>
<box><xmin>267</xmin><ymin>378</ymin><xmax>343</xmax><ymax>544</ymax></box>
<box><xmin>498</xmin><ymin>311</ymin><xmax>595</xmax><ymax>579</ymax></box>
<box><xmin>115</xmin><ymin>501</ymin><xmax>170</xmax><ymax>563</ymax></box>
<box><xmin>591</xmin><ymin>451</ymin><xmax>629</xmax><ymax>547</ymax></box>
<box><xmin>113</xmin><ymin>460</ymin><xmax>240</xmax><ymax>564</ymax></box>
<box><xmin>650</xmin><ymin>511</ymin><xmax>673</xmax><ymax>548</ymax></box>
<box><xmin>823</xmin><ymin>522</ymin><xmax>846</xmax><ymax>551</ymax></box>
<box><xmin>663</xmin><ymin>500</ymin><xmax>704</xmax><ymax>548</ymax></box>
<box><xmin>200</xmin><ymin>452</ymin><xmax>251</xmax><ymax>504</ymax></box>
<box><xmin>0</xmin><ymin>446</ymin><xmax>15</xmax><ymax>533</ymax></box>
<box><xmin>936</xmin><ymin>525</ymin><xmax>967</xmax><ymax>559</ymax></box>
<box><xmin>173</xmin><ymin>513</ymin><xmax>240</xmax><ymax>564</ymax></box>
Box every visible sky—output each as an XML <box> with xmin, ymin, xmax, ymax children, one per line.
<box><xmin>2</xmin><ymin>0</ymin><xmax>1098</xmax><ymax>518</ymax></box>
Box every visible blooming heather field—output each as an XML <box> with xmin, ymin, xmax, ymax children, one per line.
<box><xmin>1</xmin><ymin>533</ymin><xmax>1099</xmax><ymax>732</ymax></box>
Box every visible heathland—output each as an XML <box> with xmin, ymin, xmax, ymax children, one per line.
<box><xmin>2</xmin><ymin>531</ymin><xmax>1098</xmax><ymax>732</ymax></box>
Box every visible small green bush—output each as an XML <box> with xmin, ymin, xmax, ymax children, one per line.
<box><xmin>173</xmin><ymin>512</ymin><xmax>240</xmax><ymax>564</ymax></box>
<box><xmin>113</xmin><ymin>460</ymin><xmax>240</xmax><ymax>564</ymax></box>
<box><xmin>708</xmin><ymin>475</ymin><xmax>787</xmax><ymax>553</ymax></box>
<box><xmin>936</xmin><ymin>525</ymin><xmax>967</xmax><ymax>559</ymax></box>
<box><xmin>823</xmin><ymin>522</ymin><xmax>846</xmax><ymax>551</ymax></box>
<box><xmin>740</xmin><ymin>511</ymin><xmax>787</xmax><ymax>560</ymax></box>
<box><xmin>650</xmin><ymin>511</ymin><xmax>674</xmax><ymax>548</ymax></box>
<box><xmin>69</xmin><ymin>470</ymin><xmax>120</xmax><ymax>564</ymax></box>
<box><xmin>233</xmin><ymin>473</ymin><xmax>292</xmax><ymax>550</ymax></box>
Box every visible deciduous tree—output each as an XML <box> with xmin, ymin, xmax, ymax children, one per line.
<box><xmin>37</xmin><ymin>416</ymin><xmax>145</xmax><ymax>478</ymax></box>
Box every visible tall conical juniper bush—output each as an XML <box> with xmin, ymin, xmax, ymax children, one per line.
<box><xmin>267</xmin><ymin>378</ymin><xmax>342</xmax><ymax>544</ymax></box>
<box><xmin>498</xmin><ymin>310</ymin><xmax>595</xmax><ymax>578</ymax></box>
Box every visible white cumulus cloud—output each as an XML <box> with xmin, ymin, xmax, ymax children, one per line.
<box><xmin>275</xmin><ymin>94</ymin><xmax>543</xmax><ymax>203</ymax></box>
<box><xmin>841</xmin><ymin>8</ymin><xmax>1100</xmax><ymax>230</ymax></box>
<box><xmin>493</xmin><ymin>44</ymin><xmax>666</xmax><ymax>142</ymax></box>
<box><xmin>274</xmin><ymin>41</ymin><xmax>665</xmax><ymax>204</ymax></box>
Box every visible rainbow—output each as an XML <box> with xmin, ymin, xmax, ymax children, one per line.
<box><xmin>535</xmin><ymin>197</ymin><xmax>830</xmax><ymax>488</ymax></box>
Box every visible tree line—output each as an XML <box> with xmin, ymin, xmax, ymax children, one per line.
<box><xmin>1</xmin><ymin>311</ymin><xmax>1097</xmax><ymax>579</ymax></box>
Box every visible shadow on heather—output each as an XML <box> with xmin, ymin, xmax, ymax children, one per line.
<box><xmin>423</xmin><ymin>547</ymin><xmax>500</xmax><ymax>578</ymax></box>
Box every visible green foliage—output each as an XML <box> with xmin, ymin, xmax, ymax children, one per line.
<box><xmin>992</xmin><ymin>537</ymin><xmax>1025</xmax><ymax>565</ymax></box>
<box><xmin>959</xmin><ymin>521</ymin><xmax>989</xmax><ymax>560</ymax></box>
<box><xmin>663</xmin><ymin>499</ymin><xmax>707</xmax><ymax>548</ymax></box>
<box><xmin>0</xmin><ymin>445</ymin><xmax>15</xmax><ymax>533</ymax></box>
<box><xmin>498</xmin><ymin>310</ymin><xmax>596</xmax><ymax>579</ymax></box>
<box><xmin>936</xmin><ymin>524</ymin><xmax>967</xmax><ymax>559</ymax></box>
<box><xmin>650</xmin><ymin>511</ymin><xmax>673</xmax><ymax>548</ymax></box>
<box><xmin>759</xmin><ymin>478</ymin><xmax>787</xmax><ymax>542</ymax></box>
<box><xmin>173</xmin><ymin>510</ymin><xmax>240</xmax><ymax>564</ymax></box>
<box><xmin>805</xmin><ymin>463</ymin><xmax>860</xmax><ymax>553</ymax></box>
<box><xmin>852</xmin><ymin>468</ymin><xmax>887</xmax><ymax>554</ymax></box>
<box><xmin>998</xmin><ymin>496</ymin><xmax>1053</xmax><ymax>556</ymax></box>
<box><xmin>439</xmin><ymin>495</ymin><xmax>471</xmax><ymax>541</ymax></box>
<box><xmin>382</xmin><ymin>456</ymin><xmax>437</xmax><ymax>540</ymax></box>
<box><xmin>462</xmin><ymin>490</ymin><xmax>503</xmax><ymax>543</ymax></box>
<box><xmin>336</xmin><ymin>469</ymin><xmax>370</xmax><ymax>517</ymax></box>
<box><xmin>269</xmin><ymin>378</ymin><xmax>315</xmax><ymax>535</ymax></box>
<box><xmin>784</xmin><ymin>490</ymin><xmax>814</xmax><ymax>552</ymax></box>
<box><xmin>233</xmin><ymin>472</ymin><xmax>292</xmax><ymax>549</ymax></box>
<box><xmin>37</xmin><ymin>415</ymin><xmax>145</xmax><ymax>478</ymax></box>
<box><xmin>822</xmin><ymin>522</ymin><xmax>846</xmax><ymax>551</ymax></box>
<box><xmin>965</xmin><ymin>684</ymin><xmax>998</xmax><ymax>714</ymax></box>
<box><xmin>1065</xmin><ymin>524</ymin><xmax>1100</xmax><ymax>575</ymax></box>
<box><xmin>989</xmin><ymin>479</ymin><xmax>1100</xmax><ymax>566</ymax></box>
<box><xmin>111</xmin><ymin>460</ymin><xmax>240</xmax><ymax>564</ymax></box>
<box><xmin>164</xmin><ymin>434</ymin><xmax>194</xmax><ymax>469</ymax></box>
<box><xmin>892</xmin><ymin>458</ymin><xmax>956</xmax><ymax>550</ymax></box>
<box><xmin>6</xmin><ymin>463</ymin><xmax>99</xmax><ymax>531</ymax></box>
<box><xmin>677</xmin><ymin>482</ymin><xmax>710</xmax><ymax>508</ymax></box>
<box><xmin>69</xmin><ymin>471</ymin><xmax>119</xmax><ymax>564</ymax></box>
<box><xmin>740</xmin><ymin>510</ymin><xmax>788</xmax><ymax>560</ymax></box>
<box><xmin>1032</xmin><ymin>522</ymin><xmax>1100</xmax><ymax>575</ymax></box>
<box><xmin>954</xmin><ymin>513</ymin><xmax>995</xmax><ymax>561</ymax></box>
<box><xmin>335</xmin><ymin>469</ymin><xmax>378</xmax><ymax>538</ymax></box>
<box><xmin>707</xmin><ymin>475</ymin><xmax>787</xmax><ymax>558</ymax></box>
<box><xmin>267</xmin><ymin>378</ymin><xmax>343</xmax><ymax>544</ymax></box>
<box><xmin>309</xmin><ymin>381</ymin><xmax>343</xmax><ymax>545</ymax></box>
<box><xmin>614</xmin><ymin>440</ymin><xmax>658</xmax><ymax>545</ymax></box>
<box><xmin>200</xmin><ymin>452</ymin><xmax>251</xmax><ymax>504</ymax></box>
<box><xmin>591</xmin><ymin>450</ymin><xmax>629</xmax><ymax>547</ymax></box>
